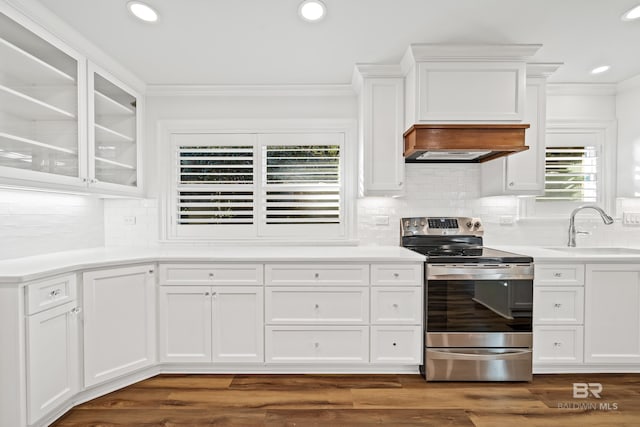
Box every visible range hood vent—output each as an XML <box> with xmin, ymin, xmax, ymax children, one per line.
<box><xmin>404</xmin><ymin>124</ymin><xmax>530</xmax><ymax>163</ymax></box>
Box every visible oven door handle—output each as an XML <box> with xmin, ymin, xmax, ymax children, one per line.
<box><xmin>427</xmin><ymin>265</ymin><xmax>533</xmax><ymax>280</ymax></box>
<box><xmin>427</xmin><ymin>349</ymin><xmax>531</xmax><ymax>361</ymax></box>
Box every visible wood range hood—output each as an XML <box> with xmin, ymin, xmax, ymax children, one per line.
<box><xmin>403</xmin><ymin>124</ymin><xmax>530</xmax><ymax>163</ymax></box>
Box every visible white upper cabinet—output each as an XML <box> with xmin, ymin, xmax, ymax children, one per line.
<box><xmin>480</xmin><ymin>64</ymin><xmax>562</xmax><ymax>196</ymax></box>
<box><xmin>0</xmin><ymin>8</ymin><xmax>85</xmax><ymax>189</ymax></box>
<box><xmin>353</xmin><ymin>65</ymin><xmax>405</xmax><ymax>196</ymax></box>
<box><xmin>88</xmin><ymin>63</ymin><xmax>143</xmax><ymax>195</ymax></box>
<box><xmin>0</xmin><ymin>5</ymin><xmax>144</xmax><ymax>196</ymax></box>
<box><xmin>401</xmin><ymin>44</ymin><xmax>541</xmax><ymax>125</ymax></box>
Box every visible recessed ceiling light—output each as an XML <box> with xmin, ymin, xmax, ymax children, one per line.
<box><xmin>298</xmin><ymin>0</ymin><xmax>326</xmax><ymax>22</ymax></box>
<box><xmin>622</xmin><ymin>4</ymin><xmax>640</xmax><ymax>21</ymax></box>
<box><xmin>127</xmin><ymin>1</ymin><xmax>159</xmax><ymax>23</ymax></box>
<box><xmin>591</xmin><ymin>65</ymin><xmax>611</xmax><ymax>75</ymax></box>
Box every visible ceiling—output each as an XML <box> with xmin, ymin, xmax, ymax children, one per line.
<box><xmin>28</xmin><ymin>0</ymin><xmax>640</xmax><ymax>85</ymax></box>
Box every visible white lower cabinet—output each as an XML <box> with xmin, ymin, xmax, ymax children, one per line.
<box><xmin>265</xmin><ymin>326</ymin><xmax>369</xmax><ymax>363</ymax></box>
<box><xmin>371</xmin><ymin>326</ymin><xmax>422</xmax><ymax>364</ymax></box>
<box><xmin>534</xmin><ymin>286</ymin><xmax>584</xmax><ymax>325</ymax></box>
<box><xmin>159</xmin><ymin>285</ymin><xmax>264</xmax><ymax>363</ymax></box>
<box><xmin>26</xmin><ymin>301</ymin><xmax>80</xmax><ymax>424</ymax></box>
<box><xmin>82</xmin><ymin>264</ymin><xmax>156</xmax><ymax>387</ymax></box>
<box><xmin>371</xmin><ymin>287</ymin><xmax>422</xmax><ymax>324</ymax></box>
<box><xmin>533</xmin><ymin>326</ymin><xmax>584</xmax><ymax>365</ymax></box>
<box><xmin>585</xmin><ymin>264</ymin><xmax>640</xmax><ymax>364</ymax></box>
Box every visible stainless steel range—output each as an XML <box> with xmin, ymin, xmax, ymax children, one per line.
<box><xmin>401</xmin><ymin>216</ymin><xmax>534</xmax><ymax>381</ymax></box>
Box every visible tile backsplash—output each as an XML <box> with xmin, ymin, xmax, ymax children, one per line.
<box><xmin>0</xmin><ymin>189</ymin><xmax>104</xmax><ymax>260</ymax></box>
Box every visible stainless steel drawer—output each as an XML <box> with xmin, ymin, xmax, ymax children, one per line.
<box><xmin>425</xmin><ymin>348</ymin><xmax>532</xmax><ymax>381</ymax></box>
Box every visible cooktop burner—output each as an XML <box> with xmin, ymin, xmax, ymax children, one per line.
<box><xmin>400</xmin><ymin>216</ymin><xmax>533</xmax><ymax>264</ymax></box>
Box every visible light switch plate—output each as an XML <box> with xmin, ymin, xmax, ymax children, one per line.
<box><xmin>123</xmin><ymin>216</ymin><xmax>137</xmax><ymax>225</ymax></box>
<box><xmin>374</xmin><ymin>215</ymin><xmax>390</xmax><ymax>225</ymax></box>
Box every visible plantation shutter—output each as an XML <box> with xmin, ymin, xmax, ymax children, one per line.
<box><xmin>537</xmin><ymin>145</ymin><xmax>598</xmax><ymax>202</ymax></box>
<box><xmin>172</xmin><ymin>133</ymin><xmax>256</xmax><ymax>238</ymax></box>
<box><xmin>260</xmin><ymin>133</ymin><xmax>344</xmax><ymax>238</ymax></box>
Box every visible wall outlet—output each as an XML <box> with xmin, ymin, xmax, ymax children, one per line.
<box><xmin>123</xmin><ymin>216</ymin><xmax>137</xmax><ymax>225</ymax></box>
<box><xmin>499</xmin><ymin>215</ymin><xmax>515</xmax><ymax>225</ymax></box>
<box><xmin>622</xmin><ymin>212</ymin><xmax>640</xmax><ymax>226</ymax></box>
<box><xmin>374</xmin><ymin>215</ymin><xmax>390</xmax><ymax>226</ymax></box>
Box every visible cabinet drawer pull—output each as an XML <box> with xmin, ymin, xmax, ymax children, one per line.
<box><xmin>208</xmin><ymin>273</ymin><xmax>214</xmax><ymax>279</ymax></box>
<box><xmin>314</xmin><ymin>342</ymin><xmax>320</xmax><ymax>348</ymax></box>
<box><xmin>553</xmin><ymin>272</ymin><xmax>562</xmax><ymax>278</ymax></box>
<box><xmin>70</xmin><ymin>307</ymin><xmax>82</xmax><ymax>315</ymax></box>
<box><xmin>49</xmin><ymin>289</ymin><xmax>62</xmax><ymax>298</ymax></box>
<box><xmin>148</xmin><ymin>269</ymin><xmax>154</xmax><ymax>274</ymax></box>
<box><xmin>204</xmin><ymin>292</ymin><xmax>210</xmax><ymax>296</ymax></box>
<box><xmin>554</xmin><ymin>303</ymin><xmax>562</xmax><ymax>308</ymax></box>
<box><xmin>392</xmin><ymin>342</ymin><xmax>397</xmax><ymax>346</ymax></box>
<box><xmin>314</xmin><ymin>303</ymin><xmax>319</xmax><ymax>309</ymax></box>
<box><xmin>392</xmin><ymin>303</ymin><xmax>399</xmax><ymax>308</ymax></box>
<box><xmin>212</xmin><ymin>292</ymin><xmax>217</xmax><ymax>297</ymax></box>
<box><xmin>553</xmin><ymin>342</ymin><xmax>562</xmax><ymax>347</ymax></box>
<box><xmin>393</xmin><ymin>273</ymin><xmax>400</xmax><ymax>278</ymax></box>
<box><xmin>314</xmin><ymin>273</ymin><xmax>320</xmax><ymax>279</ymax></box>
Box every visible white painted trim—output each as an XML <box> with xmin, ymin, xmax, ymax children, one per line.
<box><xmin>527</xmin><ymin>63</ymin><xmax>563</xmax><ymax>78</ymax></box>
<box><xmin>534</xmin><ymin>365</ymin><xmax>640</xmax><ymax>374</ymax></box>
<box><xmin>546</xmin><ymin>83</ymin><xmax>617</xmax><ymax>96</ymax></box>
<box><xmin>404</xmin><ymin>43</ymin><xmax>542</xmax><ymax>63</ymax></box>
<box><xmin>146</xmin><ymin>84</ymin><xmax>355</xmax><ymax>97</ymax></box>
<box><xmin>617</xmin><ymin>72</ymin><xmax>640</xmax><ymax>93</ymax></box>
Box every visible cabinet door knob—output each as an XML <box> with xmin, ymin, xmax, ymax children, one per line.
<box><xmin>49</xmin><ymin>289</ymin><xmax>62</xmax><ymax>298</ymax></box>
<box><xmin>554</xmin><ymin>303</ymin><xmax>562</xmax><ymax>308</ymax></box>
<box><xmin>70</xmin><ymin>307</ymin><xmax>82</xmax><ymax>315</ymax></box>
<box><xmin>314</xmin><ymin>342</ymin><xmax>320</xmax><ymax>348</ymax></box>
<box><xmin>204</xmin><ymin>292</ymin><xmax>210</xmax><ymax>296</ymax></box>
<box><xmin>212</xmin><ymin>292</ymin><xmax>217</xmax><ymax>297</ymax></box>
<box><xmin>392</xmin><ymin>303</ymin><xmax>399</xmax><ymax>308</ymax></box>
<box><xmin>148</xmin><ymin>269</ymin><xmax>154</xmax><ymax>274</ymax></box>
<box><xmin>392</xmin><ymin>342</ymin><xmax>397</xmax><ymax>347</ymax></box>
<box><xmin>393</xmin><ymin>273</ymin><xmax>399</xmax><ymax>278</ymax></box>
<box><xmin>399</xmin><ymin>181</ymin><xmax>403</xmax><ymax>186</ymax></box>
<box><xmin>508</xmin><ymin>182</ymin><xmax>515</xmax><ymax>187</ymax></box>
<box><xmin>314</xmin><ymin>303</ymin><xmax>319</xmax><ymax>309</ymax></box>
<box><xmin>553</xmin><ymin>342</ymin><xmax>562</xmax><ymax>347</ymax></box>
<box><xmin>553</xmin><ymin>272</ymin><xmax>562</xmax><ymax>278</ymax></box>
<box><xmin>209</xmin><ymin>273</ymin><xmax>214</xmax><ymax>279</ymax></box>
<box><xmin>314</xmin><ymin>273</ymin><xmax>320</xmax><ymax>279</ymax></box>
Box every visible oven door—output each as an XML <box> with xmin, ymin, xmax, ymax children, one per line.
<box><xmin>426</xmin><ymin>264</ymin><xmax>533</xmax><ymax>337</ymax></box>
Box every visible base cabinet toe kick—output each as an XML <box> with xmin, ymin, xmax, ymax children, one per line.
<box><xmin>1</xmin><ymin>260</ymin><xmax>424</xmax><ymax>427</ymax></box>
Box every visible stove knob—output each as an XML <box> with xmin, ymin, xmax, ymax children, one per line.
<box><xmin>404</xmin><ymin>220</ymin><xmax>410</xmax><ymax>227</ymax></box>
<box><xmin>413</xmin><ymin>220</ymin><xmax>419</xmax><ymax>227</ymax></box>
<box><xmin>474</xmin><ymin>222</ymin><xmax>482</xmax><ymax>229</ymax></box>
<box><xmin>466</xmin><ymin>221</ymin><xmax>473</xmax><ymax>229</ymax></box>
<box><xmin>420</xmin><ymin>220</ymin><xmax>426</xmax><ymax>226</ymax></box>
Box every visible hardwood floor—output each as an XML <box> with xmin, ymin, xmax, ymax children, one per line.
<box><xmin>52</xmin><ymin>373</ymin><xmax>640</xmax><ymax>426</ymax></box>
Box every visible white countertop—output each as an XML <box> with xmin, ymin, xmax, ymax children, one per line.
<box><xmin>490</xmin><ymin>245</ymin><xmax>640</xmax><ymax>263</ymax></box>
<box><xmin>0</xmin><ymin>246</ymin><xmax>426</xmax><ymax>285</ymax></box>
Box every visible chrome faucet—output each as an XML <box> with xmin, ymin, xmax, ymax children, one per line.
<box><xmin>567</xmin><ymin>205</ymin><xmax>614</xmax><ymax>247</ymax></box>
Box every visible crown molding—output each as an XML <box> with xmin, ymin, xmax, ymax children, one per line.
<box><xmin>617</xmin><ymin>73</ymin><xmax>640</xmax><ymax>93</ymax></box>
<box><xmin>526</xmin><ymin>63</ymin><xmax>563</xmax><ymax>78</ymax></box>
<box><xmin>546</xmin><ymin>83</ymin><xmax>617</xmax><ymax>96</ymax></box>
<box><xmin>404</xmin><ymin>43</ymin><xmax>542</xmax><ymax>63</ymax></box>
<box><xmin>146</xmin><ymin>84</ymin><xmax>355</xmax><ymax>97</ymax></box>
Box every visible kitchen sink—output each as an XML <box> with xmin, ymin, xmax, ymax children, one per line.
<box><xmin>544</xmin><ymin>247</ymin><xmax>640</xmax><ymax>255</ymax></box>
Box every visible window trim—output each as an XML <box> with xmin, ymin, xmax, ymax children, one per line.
<box><xmin>521</xmin><ymin>120</ymin><xmax>617</xmax><ymax>219</ymax></box>
<box><xmin>158</xmin><ymin>119</ymin><xmax>358</xmax><ymax>244</ymax></box>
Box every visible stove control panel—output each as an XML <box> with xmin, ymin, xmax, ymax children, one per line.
<box><xmin>401</xmin><ymin>216</ymin><xmax>483</xmax><ymax>236</ymax></box>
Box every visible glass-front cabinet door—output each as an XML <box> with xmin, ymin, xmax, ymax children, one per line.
<box><xmin>0</xmin><ymin>10</ymin><xmax>84</xmax><ymax>186</ymax></box>
<box><xmin>88</xmin><ymin>63</ymin><xmax>142</xmax><ymax>195</ymax></box>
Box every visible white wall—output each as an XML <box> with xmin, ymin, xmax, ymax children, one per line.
<box><xmin>0</xmin><ymin>189</ymin><xmax>104</xmax><ymax>259</ymax></box>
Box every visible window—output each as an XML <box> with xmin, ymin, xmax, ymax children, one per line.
<box><xmin>537</xmin><ymin>145</ymin><xmax>598</xmax><ymax>202</ymax></box>
<box><xmin>169</xmin><ymin>132</ymin><xmax>347</xmax><ymax>241</ymax></box>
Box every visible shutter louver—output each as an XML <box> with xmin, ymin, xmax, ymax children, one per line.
<box><xmin>263</xmin><ymin>145</ymin><xmax>341</xmax><ymax>225</ymax></box>
<box><xmin>537</xmin><ymin>146</ymin><xmax>598</xmax><ymax>202</ymax></box>
<box><xmin>177</xmin><ymin>144</ymin><xmax>255</xmax><ymax>226</ymax></box>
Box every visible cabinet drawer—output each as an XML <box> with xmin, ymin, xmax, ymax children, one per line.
<box><xmin>265</xmin><ymin>326</ymin><xmax>369</xmax><ymax>363</ymax></box>
<box><xmin>535</xmin><ymin>264</ymin><xmax>584</xmax><ymax>286</ymax></box>
<box><xmin>371</xmin><ymin>326</ymin><xmax>422</xmax><ymax>364</ymax></box>
<box><xmin>534</xmin><ymin>287</ymin><xmax>584</xmax><ymax>325</ymax></box>
<box><xmin>266</xmin><ymin>287</ymin><xmax>368</xmax><ymax>325</ymax></box>
<box><xmin>533</xmin><ymin>326</ymin><xmax>583</xmax><ymax>364</ymax></box>
<box><xmin>371</xmin><ymin>287</ymin><xmax>422</xmax><ymax>325</ymax></box>
<box><xmin>25</xmin><ymin>274</ymin><xmax>77</xmax><ymax>315</ymax></box>
<box><xmin>265</xmin><ymin>264</ymin><xmax>369</xmax><ymax>286</ymax></box>
<box><xmin>371</xmin><ymin>264</ymin><xmax>422</xmax><ymax>286</ymax></box>
<box><xmin>160</xmin><ymin>264</ymin><xmax>263</xmax><ymax>286</ymax></box>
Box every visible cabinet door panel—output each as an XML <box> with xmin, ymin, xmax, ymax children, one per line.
<box><xmin>585</xmin><ymin>265</ymin><xmax>640</xmax><ymax>364</ymax></box>
<box><xmin>159</xmin><ymin>286</ymin><xmax>212</xmax><ymax>362</ymax></box>
<box><xmin>533</xmin><ymin>326</ymin><xmax>583</xmax><ymax>365</ymax></box>
<box><xmin>534</xmin><ymin>287</ymin><xmax>584</xmax><ymax>325</ymax></box>
<box><xmin>26</xmin><ymin>302</ymin><xmax>79</xmax><ymax>424</ymax></box>
<box><xmin>83</xmin><ymin>265</ymin><xmax>155</xmax><ymax>387</ymax></box>
<box><xmin>212</xmin><ymin>287</ymin><xmax>264</xmax><ymax>363</ymax></box>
